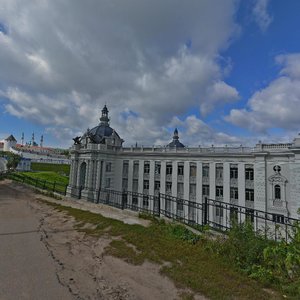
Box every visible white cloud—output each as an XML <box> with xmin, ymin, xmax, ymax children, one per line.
<box><xmin>252</xmin><ymin>0</ymin><xmax>273</xmax><ymax>32</ymax></box>
<box><xmin>226</xmin><ymin>53</ymin><xmax>300</xmax><ymax>132</ymax></box>
<box><xmin>0</xmin><ymin>0</ymin><xmax>239</xmax><ymax>146</ymax></box>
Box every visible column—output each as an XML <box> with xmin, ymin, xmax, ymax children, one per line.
<box><xmin>172</xmin><ymin>161</ymin><xmax>178</xmax><ymax>216</ymax></box>
<box><xmin>76</xmin><ymin>160</ymin><xmax>82</xmax><ymax>187</ymax></box>
<box><xmin>69</xmin><ymin>160</ymin><xmax>74</xmax><ymax>186</ymax></box>
<box><xmin>209</xmin><ymin>162</ymin><xmax>216</xmax><ymax>224</ymax></box>
<box><xmin>88</xmin><ymin>160</ymin><xmax>94</xmax><ymax>190</ymax></box>
<box><xmin>149</xmin><ymin>160</ymin><xmax>155</xmax><ymax>211</ymax></box>
<box><xmin>138</xmin><ymin>160</ymin><xmax>144</xmax><ymax>207</ymax></box>
<box><xmin>183</xmin><ymin>161</ymin><xmax>190</xmax><ymax>222</ymax></box>
<box><xmin>95</xmin><ymin>160</ymin><xmax>101</xmax><ymax>190</ymax></box>
<box><xmin>127</xmin><ymin>160</ymin><xmax>134</xmax><ymax>205</ymax></box>
<box><xmin>84</xmin><ymin>160</ymin><xmax>90</xmax><ymax>189</ymax></box>
<box><xmin>238</xmin><ymin>163</ymin><xmax>246</xmax><ymax>223</ymax></box>
<box><xmin>160</xmin><ymin>161</ymin><xmax>166</xmax><ymax>214</ymax></box>
<box><xmin>196</xmin><ymin>161</ymin><xmax>202</xmax><ymax>224</ymax></box>
<box><xmin>223</xmin><ymin>162</ymin><xmax>230</xmax><ymax>227</ymax></box>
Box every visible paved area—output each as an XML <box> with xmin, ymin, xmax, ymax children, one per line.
<box><xmin>0</xmin><ymin>180</ymin><xmax>204</xmax><ymax>300</ymax></box>
<box><xmin>0</xmin><ymin>181</ymin><xmax>73</xmax><ymax>300</ymax></box>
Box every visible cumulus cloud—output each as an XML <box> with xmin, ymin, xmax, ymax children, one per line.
<box><xmin>0</xmin><ymin>0</ymin><xmax>239</xmax><ymax>146</ymax></box>
<box><xmin>226</xmin><ymin>53</ymin><xmax>300</xmax><ymax>132</ymax></box>
<box><xmin>252</xmin><ymin>0</ymin><xmax>273</xmax><ymax>32</ymax></box>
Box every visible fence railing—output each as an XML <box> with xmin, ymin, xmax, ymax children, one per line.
<box><xmin>7</xmin><ymin>172</ymin><xmax>68</xmax><ymax>195</ymax></box>
<box><xmin>5</xmin><ymin>172</ymin><xmax>299</xmax><ymax>241</ymax></box>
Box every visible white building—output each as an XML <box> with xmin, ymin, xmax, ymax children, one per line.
<box><xmin>67</xmin><ymin>106</ymin><xmax>300</xmax><ymax>231</ymax></box>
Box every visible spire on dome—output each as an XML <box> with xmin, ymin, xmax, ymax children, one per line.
<box><xmin>100</xmin><ymin>105</ymin><xmax>110</xmax><ymax>126</ymax></box>
<box><xmin>167</xmin><ymin>128</ymin><xmax>185</xmax><ymax>148</ymax></box>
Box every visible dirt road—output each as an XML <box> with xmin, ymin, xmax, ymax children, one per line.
<box><xmin>0</xmin><ymin>180</ymin><xmax>198</xmax><ymax>300</ymax></box>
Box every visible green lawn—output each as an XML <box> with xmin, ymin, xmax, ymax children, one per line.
<box><xmin>31</xmin><ymin>162</ymin><xmax>70</xmax><ymax>175</ymax></box>
<box><xmin>38</xmin><ymin>200</ymin><xmax>283</xmax><ymax>300</ymax></box>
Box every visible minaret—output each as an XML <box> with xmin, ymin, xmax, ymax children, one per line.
<box><xmin>99</xmin><ymin>105</ymin><xmax>110</xmax><ymax>126</ymax></box>
<box><xmin>21</xmin><ymin>132</ymin><xmax>24</xmax><ymax>146</ymax></box>
<box><xmin>40</xmin><ymin>135</ymin><xmax>44</xmax><ymax>148</ymax></box>
<box><xmin>31</xmin><ymin>132</ymin><xmax>35</xmax><ymax>147</ymax></box>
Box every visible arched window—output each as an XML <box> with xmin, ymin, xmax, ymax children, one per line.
<box><xmin>274</xmin><ymin>184</ymin><xmax>281</xmax><ymax>200</ymax></box>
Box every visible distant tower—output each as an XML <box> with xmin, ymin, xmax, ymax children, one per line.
<box><xmin>31</xmin><ymin>132</ymin><xmax>35</xmax><ymax>147</ymax></box>
<box><xmin>99</xmin><ymin>105</ymin><xmax>110</xmax><ymax>126</ymax></box>
<box><xmin>21</xmin><ymin>132</ymin><xmax>24</xmax><ymax>146</ymax></box>
<box><xmin>40</xmin><ymin>135</ymin><xmax>44</xmax><ymax>148</ymax></box>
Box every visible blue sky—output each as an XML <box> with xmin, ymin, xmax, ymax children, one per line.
<box><xmin>1</xmin><ymin>0</ymin><xmax>300</xmax><ymax>148</ymax></box>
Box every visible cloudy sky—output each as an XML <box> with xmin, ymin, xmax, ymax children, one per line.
<box><xmin>1</xmin><ymin>0</ymin><xmax>300</xmax><ymax>148</ymax></box>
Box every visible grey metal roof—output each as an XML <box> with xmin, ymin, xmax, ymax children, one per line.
<box><xmin>84</xmin><ymin>124</ymin><xmax>120</xmax><ymax>144</ymax></box>
<box><xmin>5</xmin><ymin>134</ymin><xmax>17</xmax><ymax>142</ymax></box>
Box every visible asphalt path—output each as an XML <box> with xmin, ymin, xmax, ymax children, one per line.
<box><xmin>0</xmin><ymin>181</ymin><xmax>73</xmax><ymax>300</ymax></box>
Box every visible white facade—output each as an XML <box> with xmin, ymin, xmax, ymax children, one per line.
<box><xmin>67</xmin><ymin>108</ymin><xmax>300</xmax><ymax>224</ymax></box>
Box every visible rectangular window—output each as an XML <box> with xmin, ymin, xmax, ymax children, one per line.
<box><xmin>122</xmin><ymin>178</ymin><xmax>128</xmax><ymax>190</ymax></box>
<box><xmin>202</xmin><ymin>185</ymin><xmax>209</xmax><ymax>196</ymax></box>
<box><xmin>245</xmin><ymin>189</ymin><xmax>254</xmax><ymax>201</ymax></box>
<box><xmin>178</xmin><ymin>164</ymin><xmax>184</xmax><ymax>176</ymax></box>
<box><xmin>245</xmin><ymin>168</ymin><xmax>254</xmax><ymax>180</ymax></box>
<box><xmin>230</xmin><ymin>168</ymin><xmax>238</xmax><ymax>179</ymax></box>
<box><xmin>105</xmin><ymin>178</ymin><xmax>111</xmax><ymax>188</ymax></box>
<box><xmin>106</xmin><ymin>162</ymin><xmax>112</xmax><ymax>172</ymax></box>
<box><xmin>122</xmin><ymin>161</ymin><xmax>129</xmax><ymax>176</ymax></box>
<box><xmin>132</xmin><ymin>179</ymin><xmax>138</xmax><ymax>192</ymax></box>
<box><xmin>155</xmin><ymin>162</ymin><xmax>161</xmax><ymax>175</ymax></box>
<box><xmin>272</xmin><ymin>213</ymin><xmax>285</xmax><ymax>224</ymax></box>
<box><xmin>203</xmin><ymin>165</ymin><xmax>209</xmax><ymax>177</ymax></box>
<box><xmin>246</xmin><ymin>209</ymin><xmax>254</xmax><ymax>223</ymax></box>
<box><xmin>166</xmin><ymin>164</ymin><xmax>172</xmax><ymax>175</ymax></box>
<box><xmin>190</xmin><ymin>183</ymin><xmax>196</xmax><ymax>195</ymax></box>
<box><xmin>177</xmin><ymin>182</ymin><xmax>184</xmax><ymax>194</ymax></box>
<box><xmin>166</xmin><ymin>182</ymin><xmax>172</xmax><ymax>193</ymax></box>
<box><xmin>190</xmin><ymin>165</ymin><xmax>197</xmax><ymax>177</ymax></box>
<box><xmin>230</xmin><ymin>187</ymin><xmax>239</xmax><ymax>199</ymax></box>
<box><xmin>216</xmin><ymin>186</ymin><xmax>223</xmax><ymax>197</ymax></box>
<box><xmin>144</xmin><ymin>161</ymin><xmax>150</xmax><ymax>174</ymax></box>
<box><xmin>216</xmin><ymin>166</ymin><xmax>223</xmax><ymax>179</ymax></box>
<box><xmin>216</xmin><ymin>205</ymin><xmax>223</xmax><ymax>217</ymax></box>
<box><xmin>154</xmin><ymin>181</ymin><xmax>160</xmax><ymax>191</ymax></box>
<box><xmin>143</xmin><ymin>195</ymin><xmax>149</xmax><ymax>207</ymax></box>
<box><xmin>143</xmin><ymin>180</ymin><xmax>149</xmax><ymax>190</ymax></box>
<box><xmin>133</xmin><ymin>162</ymin><xmax>139</xmax><ymax>176</ymax></box>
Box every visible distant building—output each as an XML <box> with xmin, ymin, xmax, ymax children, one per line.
<box><xmin>16</xmin><ymin>158</ymin><xmax>31</xmax><ymax>171</ymax></box>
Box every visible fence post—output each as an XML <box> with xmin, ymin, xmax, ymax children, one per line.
<box><xmin>53</xmin><ymin>181</ymin><xmax>56</xmax><ymax>192</ymax></box>
<box><xmin>158</xmin><ymin>193</ymin><xmax>161</xmax><ymax>216</ymax></box>
<box><xmin>64</xmin><ymin>184</ymin><xmax>68</xmax><ymax>195</ymax></box>
<box><xmin>43</xmin><ymin>180</ymin><xmax>46</xmax><ymax>190</ymax></box>
<box><xmin>203</xmin><ymin>196</ymin><xmax>208</xmax><ymax>225</ymax></box>
<box><xmin>35</xmin><ymin>178</ymin><xmax>38</xmax><ymax>187</ymax></box>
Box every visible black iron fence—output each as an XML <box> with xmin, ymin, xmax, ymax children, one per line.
<box><xmin>5</xmin><ymin>172</ymin><xmax>299</xmax><ymax>241</ymax></box>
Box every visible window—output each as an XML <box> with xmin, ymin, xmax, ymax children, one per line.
<box><xmin>190</xmin><ymin>165</ymin><xmax>197</xmax><ymax>177</ymax></box>
<box><xmin>177</xmin><ymin>182</ymin><xmax>184</xmax><ymax>194</ymax></box>
<box><xmin>133</xmin><ymin>162</ymin><xmax>139</xmax><ymax>176</ymax></box>
<box><xmin>202</xmin><ymin>185</ymin><xmax>209</xmax><ymax>196</ymax></box>
<box><xmin>166</xmin><ymin>182</ymin><xmax>172</xmax><ymax>193</ymax></box>
<box><xmin>106</xmin><ymin>162</ymin><xmax>112</xmax><ymax>172</ymax></box>
<box><xmin>272</xmin><ymin>213</ymin><xmax>285</xmax><ymax>224</ymax></box>
<box><xmin>216</xmin><ymin>166</ymin><xmax>223</xmax><ymax>179</ymax></box>
<box><xmin>230</xmin><ymin>187</ymin><xmax>238</xmax><ymax>199</ymax></box>
<box><xmin>178</xmin><ymin>164</ymin><xmax>184</xmax><ymax>176</ymax></box>
<box><xmin>122</xmin><ymin>178</ymin><xmax>128</xmax><ymax>190</ymax></box>
<box><xmin>203</xmin><ymin>165</ymin><xmax>209</xmax><ymax>177</ymax></box>
<box><xmin>177</xmin><ymin>199</ymin><xmax>183</xmax><ymax>211</ymax></box>
<box><xmin>190</xmin><ymin>184</ymin><xmax>196</xmax><ymax>195</ymax></box>
<box><xmin>245</xmin><ymin>189</ymin><xmax>254</xmax><ymax>201</ymax></box>
<box><xmin>166</xmin><ymin>164</ymin><xmax>172</xmax><ymax>175</ymax></box>
<box><xmin>105</xmin><ymin>178</ymin><xmax>111</xmax><ymax>188</ymax></box>
<box><xmin>246</xmin><ymin>209</ymin><xmax>254</xmax><ymax>223</ymax></box>
<box><xmin>245</xmin><ymin>168</ymin><xmax>254</xmax><ymax>180</ymax></box>
<box><xmin>216</xmin><ymin>205</ymin><xmax>224</xmax><ymax>217</ymax></box>
<box><xmin>122</xmin><ymin>161</ymin><xmax>129</xmax><ymax>176</ymax></box>
<box><xmin>230</xmin><ymin>168</ymin><xmax>238</xmax><ymax>179</ymax></box>
<box><xmin>155</xmin><ymin>162</ymin><xmax>161</xmax><ymax>175</ymax></box>
<box><xmin>230</xmin><ymin>207</ymin><xmax>238</xmax><ymax>223</ymax></box>
<box><xmin>132</xmin><ymin>179</ymin><xmax>138</xmax><ymax>192</ymax></box>
<box><xmin>275</xmin><ymin>184</ymin><xmax>281</xmax><ymax>200</ymax></box>
<box><xmin>143</xmin><ymin>195</ymin><xmax>149</xmax><ymax>207</ymax></box>
<box><xmin>154</xmin><ymin>181</ymin><xmax>160</xmax><ymax>191</ymax></box>
<box><xmin>216</xmin><ymin>186</ymin><xmax>223</xmax><ymax>197</ymax></box>
<box><xmin>144</xmin><ymin>162</ymin><xmax>150</xmax><ymax>174</ymax></box>
<box><xmin>143</xmin><ymin>180</ymin><xmax>149</xmax><ymax>190</ymax></box>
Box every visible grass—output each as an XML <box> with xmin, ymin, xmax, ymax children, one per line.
<box><xmin>19</xmin><ymin>171</ymin><xmax>69</xmax><ymax>185</ymax></box>
<box><xmin>38</xmin><ymin>199</ymin><xmax>283</xmax><ymax>300</ymax></box>
<box><xmin>31</xmin><ymin>162</ymin><xmax>70</xmax><ymax>175</ymax></box>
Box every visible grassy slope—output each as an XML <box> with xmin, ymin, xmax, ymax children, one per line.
<box><xmin>19</xmin><ymin>171</ymin><xmax>69</xmax><ymax>185</ymax></box>
<box><xmin>39</xmin><ymin>200</ymin><xmax>282</xmax><ymax>300</ymax></box>
<box><xmin>31</xmin><ymin>162</ymin><xmax>70</xmax><ymax>175</ymax></box>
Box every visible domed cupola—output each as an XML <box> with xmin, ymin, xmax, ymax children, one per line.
<box><xmin>81</xmin><ymin>105</ymin><xmax>124</xmax><ymax>147</ymax></box>
<box><xmin>167</xmin><ymin>128</ymin><xmax>185</xmax><ymax>148</ymax></box>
